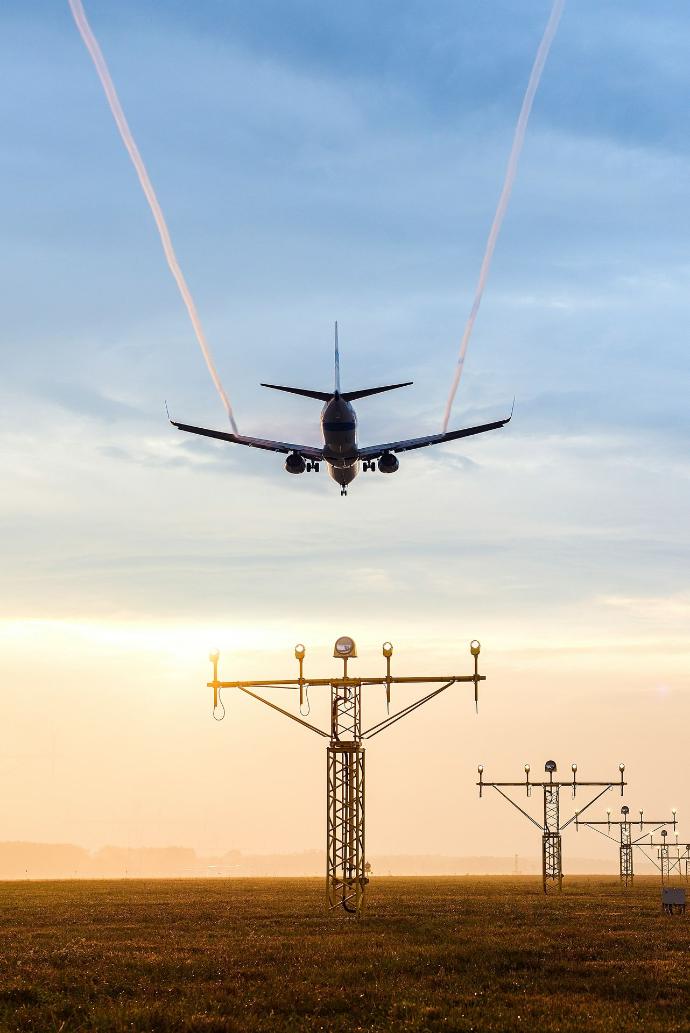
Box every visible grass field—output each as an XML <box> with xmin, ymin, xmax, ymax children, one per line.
<box><xmin>0</xmin><ymin>877</ymin><xmax>688</xmax><ymax>1031</ymax></box>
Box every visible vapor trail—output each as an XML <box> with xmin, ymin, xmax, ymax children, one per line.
<box><xmin>67</xmin><ymin>0</ymin><xmax>239</xmax><ymax>433</ymax></box>
<box><xmin>442</xmin><ymin>0</ymin><xmax>566</xmax><ymax>432</ymax></box>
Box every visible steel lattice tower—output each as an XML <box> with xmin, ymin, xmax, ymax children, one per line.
<box><xmin>208</xmin><ymin>635</ymin><xmax>484</xmax><ymax>915</ymax></box>
<box><xmin>327</xmin><ymin>679</ymin><xmax>365</xmax><ymax>912</ymax></box>
<box><xmin>478</xmin><ymin>759</ymin><xmax>626</xmax><ymax>893</ymax></box>
<box><xmin>620</xmin><ymin>819</ymin><xmax>633</xmax><ymax>884</ymax></box>
<box><xmin>660</xmin><ymin>832</ymin><xmax>671</xmax><ymax>884</ymax></box>
<box><xmin>543</xmin><ymin>782</ymin><xmax>562</xmax><ymax>891</ymax></box>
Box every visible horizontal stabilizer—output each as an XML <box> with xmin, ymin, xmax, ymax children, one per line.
<box><xmin>342</xmin><ymin>382</ymin><xmax>413</xmax><ymax>402</ymax></box>
<box><xmin>261</xmin><ymin>383</ymin><xmax>332</xmax><ymax>401</ymax></box>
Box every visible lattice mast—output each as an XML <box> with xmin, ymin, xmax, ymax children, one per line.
<box><xmin>208</xmin><ymin>636</ymin><xmax>484</xmax><ymax>916</ymax></box>
<box><xmin>575</xmin><ymin>805</ymin><xmax>677</xmax><ymax>885</ymax></box>
<box><xmin>477</xmin><ymin>760</ymin><xmax>626</xmax><ymax>893</ymax></box>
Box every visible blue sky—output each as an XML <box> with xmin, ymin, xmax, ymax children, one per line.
<box><xmin>0</xmin><ymin>1</ymin><xmax>689</xmax><ymax>856</ymax></box>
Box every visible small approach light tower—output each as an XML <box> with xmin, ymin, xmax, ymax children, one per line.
<box><xmin>477</xmin><ymin>760</ymin><xmax>626</xmax><ymax>893</ymax></box>
<box><xmin>576</xmin><ymin>805</ymin><xmax>677</xmax><ymax>885</ymax></box>
<box><xmin>634</xmin><ymin>828</ymin><xmax>689</xmax><ymax>885</ymax></box>
<box><xmin>209</xmin><ymin>636</ymin><xmax>485</xmax><ymax>915</ymax></box>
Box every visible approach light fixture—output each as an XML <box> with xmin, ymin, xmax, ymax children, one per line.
<box><xmin>619</xmin><ymin>762</ymin><xmax>625</xmax><ymax>772</ymax></box>
<box><xmin>209</xmin><ymin>650</ymin><xmax>220</xmax><ymax>709</ymax></box>
<box><xmin>571</xmin><ymin>763</ymin><xmax>577</xmax><ymax>773</ymax></box>
<box><xmin>334</xmin><ymin>636</ymin><xmax>357</xmax><ymax>658</ymax></box>
<box><xmin>524</xmin><ymin>763</ymin><xmax>530</xmax><ymax>774</ymax></box>
<box><xmin>545</xmin><ymin>760</ymin><xmax>557</xmax><ymax>773</ymax></box>
<box><xmin>294</xmin><ymin>643</ymin><xmax>306</xmax><ymax>660</ymax></box>
<box><xmin>382</xmin><ymin>642</ymin><xmax>393</xmax><ymax>658</ymax></box>
<box><xmin>470</xmin><ymin>640</ymin><xmax>481</xmax><ymax>656</ymax></box>
<box><xmin>478</xmin><ymin>764</ymin><xmax>484</xmax><ymax>774</ymax></box>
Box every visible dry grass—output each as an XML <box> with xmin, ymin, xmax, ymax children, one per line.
<box><xmin>0</xmin><ymin>877</ymin><xmax>688</xmax><ymax>1031</ymax></box>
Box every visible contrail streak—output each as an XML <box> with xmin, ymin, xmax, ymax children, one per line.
<box><xmin>67</xmin><ymin>0</ymin><xmax>239</xmax><ymax>433</ymax></box>
<box><xmin>442</xmin><ymin>0</ymin><xmax>566</xmax><ymax>432</ymax></box>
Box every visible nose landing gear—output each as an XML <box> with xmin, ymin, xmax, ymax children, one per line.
<box><xmin>340</xmin><ymin>487</ymin><xmax>348</xmax><ymax>497</ymax></box>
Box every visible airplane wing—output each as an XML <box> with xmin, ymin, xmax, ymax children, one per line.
<box><xmin>358</xmin><ymin>412</ymin><xmax>512</xmax><ymax>459</ymax></box>
<box><xmin>171</xmin><ymin>421</ymin><xmax>324</xmax><ymax>460</ymax></box>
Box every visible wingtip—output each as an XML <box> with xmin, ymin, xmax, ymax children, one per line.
<box><xmin>164</xmin><ymin>399</ymin><xmax>172</xmax><ymax>423</ymax></box>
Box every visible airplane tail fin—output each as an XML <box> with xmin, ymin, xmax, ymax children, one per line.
<box><xmin>334</xmin><ymin>321</ymin><xmax>340</xmax><ymax>394</ymax></box>
<box><xmin>341</xmin><ymin>382</ymin><xmax>413</xmax><ymax>401</ymax></box>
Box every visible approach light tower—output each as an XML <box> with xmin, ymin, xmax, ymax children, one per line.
<box><xmin>575</xmin><ymin>805</ymin><xmax>677</xmax><ymax>885</ymax></box>
<box><xmin>477</xmin><ymin>759</ymin><xmax>626</xmax><ymax>893</ymax></box>
<box><xmin>208</xmin><ymin>636</ymin><xmax>484</xmax><ymax>916</ymax></box>
<box><xmin>630</xmin><ymin>829</ymin><xmax>690</xmax><ymax>885</ymax></box>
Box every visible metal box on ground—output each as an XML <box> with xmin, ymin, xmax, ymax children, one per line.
<box><xmin>662</xmin><ymin>888</ymin><xmax>686</xmax><ymax>914</ymax></box>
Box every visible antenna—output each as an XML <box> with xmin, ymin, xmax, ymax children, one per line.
<box><xmin>207</xmin><ymin>636</ymin><xmax>486</xmax><ymax>916</ymax></box>
<box><xmin>575</xmin><ymin>803</ymin><xmax>678</xmax><ymax>886</ymax></box>
<box><xmin>477</xmin><ymin>759</ymin><xmax>626</xmax><ymax>893</ymax></box>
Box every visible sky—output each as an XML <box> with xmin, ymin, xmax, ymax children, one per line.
<box><xmin>1</xmin><ymin>0</ymin><xmax>689</xmax><ymax>868</ymax></box>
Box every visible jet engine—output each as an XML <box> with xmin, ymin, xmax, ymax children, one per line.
<box><xmin>285</xmin><ymin>452</ymin><xmax>306</xmax><ymax>475</ymax></box>
<box><xmin>378</xmin><ymin>452</ymin><xmax>399</xmax><ymax>474</ymax></box>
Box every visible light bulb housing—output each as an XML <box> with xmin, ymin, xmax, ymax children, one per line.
<box><xmin>333</xmin><ymin>636</ymin><xmax>357</xmax><ymax>658</ymax></box>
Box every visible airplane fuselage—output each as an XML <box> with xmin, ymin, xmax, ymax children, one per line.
<box><xmin>321</xmin><ymin>393</ymin><xmax>359</xmax><ymax>488</ymax></box>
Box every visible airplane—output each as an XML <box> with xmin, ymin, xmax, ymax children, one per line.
<box><xmin>170</xmin><ymin>324</ymin><xmax>512</xmax><ymax>496</ymax></box>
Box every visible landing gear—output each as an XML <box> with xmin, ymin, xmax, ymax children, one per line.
<box><xmin>362</xmin><ymin>461</ymin><xmax>375</xmax><ymax>472</ymax></box>
<box><xmin>340</xmin><ymin>487</ymin><xmax>348</xmax><ymax>497</ymax></box>
<box><xmin>305</xmin><ymin>462</ymin><xmax>320</xmax><ymax>473</ymax></box>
